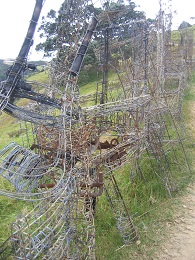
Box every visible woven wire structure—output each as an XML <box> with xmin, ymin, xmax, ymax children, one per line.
<box><xmin>0</xmin><ymin>0</ymin><xmax>194</xmax><ymax>259</ymax></box>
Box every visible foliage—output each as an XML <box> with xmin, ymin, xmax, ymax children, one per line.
<box><xmin>35</xmin><ymin>0</ymin><xmax>145</xmax><ymax>59</ymax></box>
<box><xmin>0</xmin><ymin>20</ymin><xmax>195</xmax><ymax>257</ymax></box>
<box><xmin>0</xmin><ymin>68</ymin><xmax>194</xmax><ymax>259</ymax></box>
<box><xmin>178</xmin><ymin>21</ymin><xmax>192</xmax><ymax>30</ymax></box>
<box><xmin>35</xmin><ymin>0</ymin><xmax>146</xmax><ymax>88</ymax></box>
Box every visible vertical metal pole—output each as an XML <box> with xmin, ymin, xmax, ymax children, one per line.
<box><xmin>100</xmin><ymin>28</ymin><xmax>109</xmax><ymax>104</ymax></box>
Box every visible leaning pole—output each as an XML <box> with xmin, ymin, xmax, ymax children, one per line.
<box><xmin>0</xmin><ymin>0</ymin><xmax>44</xmax><ymax>112</ymax></box>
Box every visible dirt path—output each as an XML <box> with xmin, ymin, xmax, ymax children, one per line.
<box><xmin>156</xmin><ymin>184</ymin><xmax>195</xmax><ymax>259</ymax></box>
<box><xmin>156</xmin><ymin>90</ymin><xmax>195</xmax><ymax>259</ymax></box>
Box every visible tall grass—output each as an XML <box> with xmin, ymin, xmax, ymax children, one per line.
<box><xmin>94</xmin><ymin>72</ymin><xmax>195</xmax><ymax>259</ymax></box>
<box><xmin>0</xmin><ymin>68</ymin><xmax>194</xmax><ymax>259</ymax></box>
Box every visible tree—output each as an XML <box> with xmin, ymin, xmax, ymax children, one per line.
<box><xmin>178</xmin><ymin>21</ymin><xmax>192</xmax><ymax>30</ymax></box>
<box><xmin>36</xmin><ymin>9</ymin><xmax>58</xmax><ymax>57</ymax></box>
<box><xmin>36</xmin><ymin>0</ymin><xmax>145</xmax><ymax>58</ymax></box>
<box><xmin>35</xmin><ymin>0</ymin><xmax>145</xmax><ymax>86</ymax></box>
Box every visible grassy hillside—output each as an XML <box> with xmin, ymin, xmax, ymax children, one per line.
<box><xmin>95</xmin><ymin>72</ymin><xmax>195</xmax><ymax>259</ymax></box>
<box><xmin>0</xmin><ymin>66</ymin><xmax>194</xmax><ymax>259</ymax></box>
<box><xmin>171</xmin><ymin>25</ymin><xmax>195</xmax><ymax>42</ymax></box>
<box><xmin>0</xmin><ymin>70</ymin><xmax>50</xmax><ymax>245</ymax></box>
<box><xmin>0</xmin><ymin>60</ymin><xmax>48</xmax><ymax>81</ymax></box>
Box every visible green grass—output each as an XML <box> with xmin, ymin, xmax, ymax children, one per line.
<box><xmin>0</xmin><ymin>112</ymin><xmax>19</xmax><ymax>149</ymax></box>
<box><xmin>26</xmin><ymin>70</ymin><xmax>49</xmax><ymax>83</ymax></box>
<box><xmin>0</xmin><ymin>64</ymin><xmax>194</xmax><ymax>259</ymax></box>
<box><xmin>94</xmin><ymin>71</ymin><xmax>195</xmax><ymax>259</ymax></box>
<box><xmin>95</xmin><ymin>144</ymin><xmax>193</xmax><ymax>259</ymax></box>
<box><xmin>171</xmin><ymin>25</ymin><xmax>195</xmax><ymax>42</ymax></box>
<box><xmin>0</xmin><ymin>192</ymin><xmax>32</xmax><ymax>244</ymax></box>
<box><xmin>80</xmin><ymin>70</ymin><xmax>119</xmax><ymax>96</ymax></box>
<box><xmin>0</xmin><ymin>72</ymin><xmax>49</xmax><ymax>245</ymax></box>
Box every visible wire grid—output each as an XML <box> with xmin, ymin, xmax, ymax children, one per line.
<box><xmin>0</xmin><ymin>0</ymin><xmax>194</xmax><ymax>259</ymax></box>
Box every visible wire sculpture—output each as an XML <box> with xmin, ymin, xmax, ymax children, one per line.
<box><xmin>0</xmin><ymin>0</ymin><xmax>194</xmax><ymax>259</ymax></box>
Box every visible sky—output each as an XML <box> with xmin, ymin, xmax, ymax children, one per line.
<box><xmin>0</xmin><ymin>0</ymin><xmax>194</xmax><ymax>61</ymax></box>
<box><xmin>135</xmin><ymin>0</ymin><xmax>195</xmax><ymax>28</ymax></box>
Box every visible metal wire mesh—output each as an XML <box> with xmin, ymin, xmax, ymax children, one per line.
<box><xmin>0</xmin><ymin>0</ymin><xmax>194</xmax><ymax>259</ymax></box>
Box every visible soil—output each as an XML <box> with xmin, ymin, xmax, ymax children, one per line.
<box><xmin>156</xmin><ymin>96</ymin><xmax>195</xmax><ymax>259</ymax></box>
<box><xmin>156</xmin><ymin>184</ymin><xmax>195</xmax><ymax>259</ymax></box>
